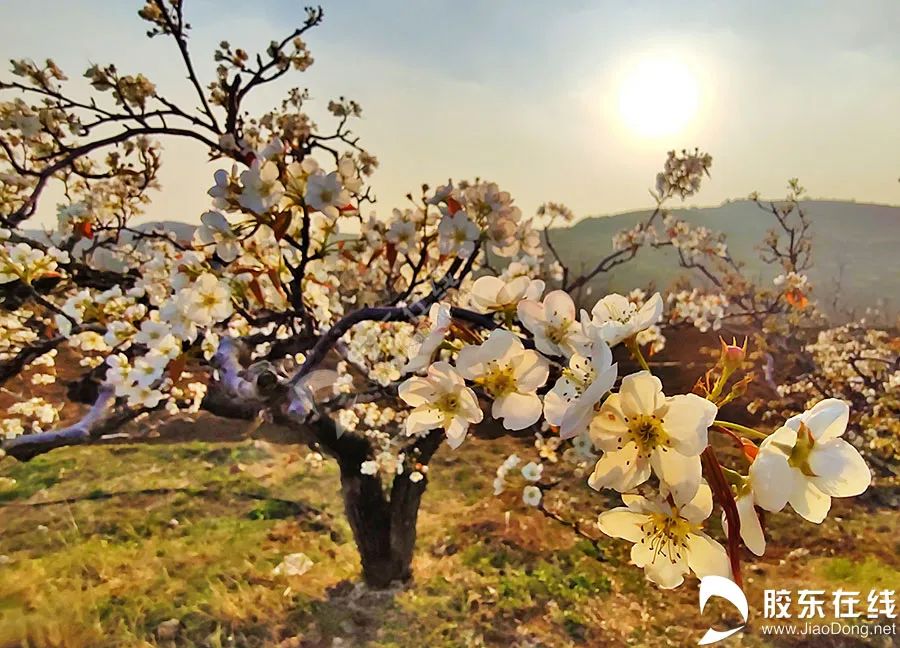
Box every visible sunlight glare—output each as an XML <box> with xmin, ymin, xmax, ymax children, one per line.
<box><xmin>618</xmin><ymin>58</ymin><xmax>699</xmax><ymax>138</ymax></box>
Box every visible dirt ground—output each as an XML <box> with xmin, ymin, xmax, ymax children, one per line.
<box><xmin>1</xmin><ymin>420</ymin><xmax>897</xmax><ymax>647</ymax></box>
<box><xmin>1</xmin><ymin>330</ymin><xmax>897</xmax><ymax>647</ymax></box>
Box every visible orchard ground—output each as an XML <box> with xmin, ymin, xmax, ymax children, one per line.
<box><xmin>1</xmin><ymin>330</ymin><xmax>897</xmax><ymax>648</ymax></box>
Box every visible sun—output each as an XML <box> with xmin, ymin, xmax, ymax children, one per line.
<box><xmin>618</xmin><ymin>58</ymin><xmax>699</xmax><ymax>138</ymax></box>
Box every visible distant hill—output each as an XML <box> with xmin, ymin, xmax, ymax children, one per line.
<box><xmin>547</xmin><ymin>200</ymin><xmax>899</xmax><ymax>317</ymax></box>
<box><xmin>23</xmin><ymin>201</ymin><xmax>898</xmax><ymax>317</ymax></box>
<box><xmin>137</xmin><ymin>220</ymin><xmax>197</xmax><ymax>242</ymax></box>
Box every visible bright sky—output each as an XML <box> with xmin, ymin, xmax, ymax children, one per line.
<box><xmin>2</xmin><ymin>0</ymin><xmax>899</xmax><ymax>229</ymax></box>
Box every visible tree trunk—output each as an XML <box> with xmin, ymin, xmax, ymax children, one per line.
<box><xmin>306</xmin><ymin>418</ymin><xmax>441</xmax><ymax>589</ymax></box>
<box><xmin>338</xmin><ymin>463</ymin><xmax>427</xmax><ymax>588</ymax></box>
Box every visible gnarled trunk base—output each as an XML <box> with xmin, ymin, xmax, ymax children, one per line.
<box><xmin>339</xmin><ymin>463</ymin><xmax>425</xmax><ymax>588</ymax></box>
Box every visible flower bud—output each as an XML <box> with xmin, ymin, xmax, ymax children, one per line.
<box><xmin>719</xmin><ymin>336</ymin><xmax>747</xmax><ymax>373</ymax></box>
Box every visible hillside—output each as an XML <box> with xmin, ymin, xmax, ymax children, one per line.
<box><xmin>25</xmin><ymin>200</ymin><xmax>899</xmax><ymax>317</ymax></box>
<box><xmin>548</xmin><ymin>200</ymin><xmax>900</xmax><ymax>317</ymax></box>
<box><xmin>1</xmin><ymin>424</ymin><xmax>897</xmax><ymax>647</ymax></box>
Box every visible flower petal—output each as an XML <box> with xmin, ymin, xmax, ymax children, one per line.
<box><xmin>809</xmin><ymin>438</ymin><xmax>871</xmax><ymax>497</ymax></box>
<box><xmin>597</xmin><ymin>508</ymin><xmax>647</xmax><ymax>542</ymax></box>
<box><xmin>621</xmin><ymin>492</ymin><xmax>653</xmax><ymax>512</ymax></box>
<box><xmin>511</xmin><ymin>350</ymin><xmax>549</xmax><ymax>392</ymax></box>
<box><xmin>454</xmin><ymin>344</ymin><xmax>484</xmax><ymax>380</ymax></box>
<box><xmin>544</xmin><ymin>290</ymin><xmax>576</xmax><ymax>321</ymax></box>
<box><xmin>445</xmin><ymin>417</ymin><xmax>469</xmax><ymax>449</ymax></box>
<box><xmin>736</xmin><ymin>493</ymin><xmax>766</xmax><ymax>556</ymax></box>
<box><xmin>588</xmin><ymin>443</ymin><xmax>650</xmax><ymax>493</ymax></box>
<box><xmin>685</xmin><ymin>533</ymin><xmax>731</xmax><ymax>580</ymax></box>
<box><xmin>516</xmin><ymin>299</ymin><xmax>544</xmax><ymax>334</ymax></box>
<box><xmin>543</xmin><ymin>387</ymin><xmax>569</xmax><ymax>427</ymax></box>
<box><xmin>493</xmin><ymin>392</ymin><xmax>542</xmax><ymax>430</ymax></box>
<box><xmin>651</xmin><ymin>449</ymin><xmax>702</xmax><ymax>507</ymax></box>
<box><xmin>590</xmin><ymin>393</ymin><xmax>629</xmax><ymax>449</ymax></box>
<box><xmin>406</xmin><ymin>407</ymin><xmax>443</xmax><ymax>435</ymax></box>
<box><xmin>635</xmin><ymin>292</ymin><xmax>663</xmax><ymax>330</ymax></box>
<box><xmin>749</xmin><ymin>445</ymin><xmax>794</xmax><ymax>513</ymax></box>
<box><xmin>481</xmin><ymin>329</ymin><xmax>522</xmax><ymax>363</ymax></box>
<box><xmin>636</xmin><ymin>547</ymin><xmax>688</xmax><ymax>589</ymax></box>
<box><xmin>786</xmin><ymin>398</ymin><xmax>849</xmax><ymax>441</ymax></box>
<box><xmin>457</xmin><ymin>387</ymin><xmax>484</xmax><ymax>423</ymax></box>
<box><xmin>469</xmin><ymin>276</ymin><xmax>504</xmax><ymax>311</ymax></box>
<box><xmin>788</xmin><ymin>477</ymin><xmax>831</xmax><ymax>523</ymax></box>
<box><xmin>619</xmin><ymin>371</ymin><xmax>664</xmax><ymax>418</ymax></box>
<box><xmin>680</xmin><ymin>481</ymin><xmax>714</xmax><ymax>524</ymax></box>
<box><xmin>427</xmin><ymin>361</ymin><xmax>463</xmax><ymax>388</ymax></box>
<box><xmin>661</xmin><ymin>394</ymin><xmax>716</xmax><ymax>455</ymax></box>
<box><xmin>398</xmin><ymin>377</ymin><xmax>437</xmax><ymax>407</ymax></box>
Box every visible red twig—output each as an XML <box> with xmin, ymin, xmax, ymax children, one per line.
<box><xmin>701</xmin><ymin>446</ymin><xmax>743</xmax><ymax>588</ymax></box>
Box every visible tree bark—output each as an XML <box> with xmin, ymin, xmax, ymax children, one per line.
<box><xmin>338</xmin><ymin>461</ymin><xmax>427</xmax><ymax>588</ymax></box>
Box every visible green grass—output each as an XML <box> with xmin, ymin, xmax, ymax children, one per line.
<box><xmin>1</xmin><ymin>434</ymin><xmax>897</xmax><ymax>647</ymax></box>
<box><xmin>0</xmin><ymin>456</ymin><xmax>74</xmax><ymax>502</ymax></box>
<box><xmin>820</xmin><ymin>556</ymin><xmax>900</xmax><ymax>591</ymax></box>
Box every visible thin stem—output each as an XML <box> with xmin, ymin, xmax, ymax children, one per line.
<box><xmin>714</xmin><ymin>420</ymin><xmax>769</xmax><ymax>440</ymax></box>
<box><xmin>626</xmin><ymin>337</ymin><xmax>650</xmax><ymax>372</ymax></box>
<box><xmin>537</xmin><ymin>501</ymin><xmax>606</xmax><ymax>561</ymax></box>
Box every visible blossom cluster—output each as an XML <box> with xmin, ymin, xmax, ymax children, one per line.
<box><xmin>654</xmin><ymin>148</ymin><xmax>713</xmax><ymax>201</ymax></box>
<box><xmin>667</xmin><ymin>288</ymin><xmax>729</xmax><ymax>333</ymax></box>
<box><xmin>396</xmin><ymin>274</ymin><xmax>872</xmax><ymax>588</ymax></box>
<box><xmin>0</xmin><ymin>235</ymin><xmax>69</xmax><ymax>285</ymax></box>
<box><xmin>5</xmin><ymin>397</ymin><xmax>59</xmax><ymax>437</ymax></box>
<box><xmin>660</xmin><ymin>213</ymin><xmax>729</xmax><ymax>264</ymax></box>
<box><xmin>757</xmin><ymin>321</ymin><xmax>899</xmax><ymax>463</ymax></box>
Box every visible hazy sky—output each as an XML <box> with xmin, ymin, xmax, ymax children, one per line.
<box><xmin>2</xmin><ymin>0</ymin><xmax>899</xmax><ymax>228</ymax></box>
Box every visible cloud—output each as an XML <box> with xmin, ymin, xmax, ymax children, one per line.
<box><xmin>1</xmin><ymin>0</ymin><xmax>897</xmax><ymax>230</ymax></box>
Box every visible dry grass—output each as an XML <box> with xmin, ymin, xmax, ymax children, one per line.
<box><xmin>1</xmin><ymin>430</ymin><xmax>898</xmax><ymax>647</ymax></box>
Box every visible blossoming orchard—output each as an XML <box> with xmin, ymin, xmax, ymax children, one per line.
<box><xmin>1</xmin><ymin>1</ymin><xmax>896</xmax><ymax>625</ymax></box>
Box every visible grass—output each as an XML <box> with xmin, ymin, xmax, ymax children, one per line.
<box><xmin>1</xmin><ymin>429</ymin><xmax>898</xmax><ymax>647</ymax></box>
<box><xmin>820</xmin><ymin>557</ymin><xmax>900</xmax><ymax>591</ymax></box>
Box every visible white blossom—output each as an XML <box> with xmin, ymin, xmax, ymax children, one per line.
<box><xmin>517</xmin><ymin>290</ymin><xmax>589</xmax><ymax>358</ymax></box>
<box><xmin>468</xmin><ymin>275</ymin><xmax>544</xmax><ymax>314</ymax></box>
<box><xmin>398</xmin><ymin>362</ymin><xmax>483</xmax><ymax>448</ymax></box>
<box><xmin>582</xmin><ymin>292</ymin><xmax>663</xmax><ymax>347</ymax></box>
<box><xmin>455</xmin><ymin>329</ymin><xmax>548</xmax><ymax>430</ymax></box>
<box><xmin>522</xmin><ymin>485</ymin><xmax>542</xmax><ymax>507</ymax></box>
<box><xmin>543</xmin><ymin>340</ymin><xmax>617</xmax><ymax>440</ymax></box>
<box><xmin>597</xmin><ymin>483</ymin><xmax>730</xmax><ymax>589</ymax></box>
<box><xmin>589</xmin><ymin>371</ymin><xmax>716</xmax><ymax>504</ymax></box>
<box><xmin>438</xmin><ymin>210</ymin><xmax>479</xmax><ymax>258</ymax></box>
<box><xmin>749</xmin><ymin>399</ymin><xmax>871</xmax><ymax>523</ymax></box>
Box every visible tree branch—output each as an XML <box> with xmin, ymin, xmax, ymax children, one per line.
<box><xmin>1</xmin><ymin>386</ymin><xmax>129</xmax><ymax>461</ymax></box>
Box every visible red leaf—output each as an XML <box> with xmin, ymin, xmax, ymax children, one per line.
<box><xmin>230</xmin><ymin>265</ymin><xmax>262</xmax><ymax>276</ymax></box>
<box><xmin>785</xmin><ymin>288</ymin><xmax>809</xmax><ymax>309</ymax></box>
<box><xmin>266</xmin><ymin>268</ymin><xmax>287</xmax><ymax>298</ymax></box>
<box><xmin>741</xmin><ymin>439</ymin><xmax>759</xmax><ymax>462</ymax></box>
<box><xmin>446</xmin><ymin>197</ymin><xmax>462</xmax><ymax>214</ymax></box>
<box><xmin>248</xmin><ymin>278</ymin><xmax>265</xmax><ymax>305</ymax></box>
<box><xmin>77</xmin><ymin>220</ymin><xmax>94</xmax><ymax>240</ymax></box>
<box><xmin>272</xmin><ymin>212</ymin><xmax>292</xmax><ymax>240</ymax></box>
<box><xmin>167</xmin><ymin>354</ymin><xmax>187</xmax><ymax>382</ymax></box>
